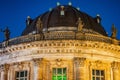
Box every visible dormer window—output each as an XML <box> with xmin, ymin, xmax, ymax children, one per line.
<box><xmin>60</xmin><ymin>6</ymin><xmax>65</xmax><ymax>16</ymax></box>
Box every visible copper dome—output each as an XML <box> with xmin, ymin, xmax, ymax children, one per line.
<box><xmin>22</xmin><ymin>5</ymin><xmax>107</xmax><ymax>36</ymax></box>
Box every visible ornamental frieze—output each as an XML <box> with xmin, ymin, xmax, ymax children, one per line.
<box><xmin>0</xmin><ymin>40</ymin><xmax>120</xmax><ymax>57</ymax></box>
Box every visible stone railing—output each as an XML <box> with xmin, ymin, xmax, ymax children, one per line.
<box><xmin>0</xmin><ymin>32</ymin><xmax>118</xmax><ymax>48</ymax></box>
<box><xmin>76</xmin><ymin>33</ymin><xmax>112</xmax><ymax>43</ymax></box>
<box><xmin>0</xmin><ymin>34</ymin><xmax>44</xmax><ymax>48</ymax></box>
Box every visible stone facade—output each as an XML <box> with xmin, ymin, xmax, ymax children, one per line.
<box><xmin>0</xmin><ymin>39</ymin><xmax>120</xmax><ymax>80</ymax></box>
<box><xmin>0</xmin><ymin>4</ymin><xmax>120</xmax><ymax>80</ymax></box>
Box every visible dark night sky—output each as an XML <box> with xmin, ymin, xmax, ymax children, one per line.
<box><xmin>0</xmin><ymin>0</ymin><xmax>120</xmax><ymax>42</ymax></box>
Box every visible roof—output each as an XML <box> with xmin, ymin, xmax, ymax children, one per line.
<box><xmin>22</xmin><ymin>5</ymin><xmax>107</xmax><ymax>36</ymax></box>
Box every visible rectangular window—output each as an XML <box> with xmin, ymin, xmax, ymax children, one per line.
<box><xmin>15</xmin><ymin>70</ymin><xmax>28</xmax><ymax>80</ymax></box>
<box><xmin>52</xmin><ymin>68</ymin><xmax>67</xmax><ymax>80</ymax></box>
<box><xmin>92</xmin><ymin>69</ymin><xmax>105</xmax><ymax>80</ymax></box>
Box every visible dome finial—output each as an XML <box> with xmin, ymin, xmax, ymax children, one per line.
<box><xmin>57</xmin><ymin>2</ymin><xmax>60</xmax><ymax>6</ymax></box>
<box><xmin>27</xmin><ymin>16</ymin><xmax>30</xmax><ymax>19</ymax></box>
<box><xmin>97</xmin><ymin>14</ymin><xmax>100</xmax><ymax>17</ymax></box>
<box><xmin>96</xmin><ymin>14</ymin><xmax>101</xmax><ymax>24</ymax></box>
<box><xmin>68</xmin><ymin>2</ymin><xmax>72</xmax><ymax>6</ymax></box>
<box><xmin>26</xmin><ymin>16</ymin><xmax>31</xmax><ymax>26</ymax></box>
<box><xmin>77</xmin><ymin>7</ymin><xmax>80</xmax><ymax>11</ymax></box>
<box><xmin>49</xmin><ymin>8</ymin><xmax>52</xmax><ymax>11</ymax></box>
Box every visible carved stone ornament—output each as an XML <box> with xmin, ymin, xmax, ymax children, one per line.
<box><xmin>0</xmin><ymin>64</ymin><xmax>10</xmax><ymax>72</ymax></box>
<box><xmin>55</xmin><ymin>58</ymin><xmax>64</xmax><ymax>66</ymax></box>
<box><xmin>111</xmin><ymin>24</ymin><xmax>117</xmax><ymax>39</ymax></box>
<box><xmin>13</xmin><ymin>62</ymin><xmax>25</xmax><ymax>69</ymax></box>
<box><xmin>76</xmin><ymin>18</ymin><xmax>84</xmax><ymax>32</ymax></box>
<box><xmin>74</xmin><ymin>57</ymin><xmax>86</xmax><ymax>67</ymax></box>
<box><xmin>32</xmin><ymin>58</ymin><xmax>43</xmax><ymax>66</ymax></box>
<box><xmin>36</xmin><ymin>18</ymin><xmax>43</xmax><ymax>33</ymax></box>
<box><xmin>111</xmin><ymin>61</ymin><xmax>120</xmax><ymax>69</ymax></box>
<box><xmin>95</xmin><ymin>60</ymin><xmax>102</xmax><ymax>67</ymax></box>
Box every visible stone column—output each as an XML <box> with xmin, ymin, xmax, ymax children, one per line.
<box><xmin>111</xmin><ymin>61</ymin><xmax>120</xmax><ymax>80</ymax></box>
<box><xmin>74</xmin><ymin>57</ymin><xmax>86</xmax><ymax>80</ymax></box>
<box><xmin>32</xmin><ymin>58</ymin><xmax>43</xmax><ymax>80</ymax></box>
<box><xmin>5</xmin><ymin>64</ymin><xmax>9</xmax><ymax>80</ymax></box>
<box><xmin>0</xmin><ymin>64</ymin><xmax>9</xmax><ymax>80</ymax></box>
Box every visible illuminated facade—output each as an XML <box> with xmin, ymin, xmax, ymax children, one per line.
<box><xmin>0</xmin><ymin>5</ymin><xmax>120</xmax><ymax>80</ymax></box>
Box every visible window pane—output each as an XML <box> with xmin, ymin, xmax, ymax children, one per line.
<box><xmin>96</xmin><ymin>77</ymin><xmax>100</xmax><ymax>80</ymax></box>
<box><xmin>101</xmin><ymin>70</ymin><xmax>104</xmax><ymax>76</ymax></box>
<box><xmin>53</xmin><ymin>68</ymin><xmax>56</xmax><ymax>75</ymax></box>
<box><xmin>16</xmin><ymin>72</ymin><xmax>19</xmax><ymax>77</ymax></box>
<box><xmin>20</xmin><ymin>71</ymin><xmax>24</xmax><ymax>77</ymax></box>
<box><xmin>96</xmin><ymin>70</ymin><xmax>100</xmax><ymax>75</ymax></box>
<box><xmin>101</xmin><ymin>77</ymin><xmax>104</xmax><ymax>80</ymax></box>
<box><xmin>92</xmin><ymin>70</ymin><xmax>95</xmax><ymax>75</ymax></box>
<box><xmin>63</xmin><ymin>68</ymin><xmax>66</xmax><ymax>74</ymax></box>
<box><xmin>57</xmin><ymin>68</ymin><xmax>62</xmax><ymax>74</ymax></box>
<box><xmin>25</xmin><ymin>71</ymin><xmax>27</xmax><ymax>76</ymax></box>
<box><xmin>20</xmin><ymin>78</ymin><xmax>24</xmax><ymax>80</ymax></box>
<box><xmin>52</xmin><ymin>76</ymin><xmax>57</xmax><ymax>80</ymax></box>
<box><xmin>63</xmin><ymin>75</ymin><xmax>67</xmax><ymax>80</ymax></box>
<box><xmin>57</xmin><ymin>75</ymin><xmax>62</xmax><ymax>80</ymax></box>
<box><xmin>92</xmin><ymin>77</ymin><xmax>95</xmax><ymax>80</ymax></box>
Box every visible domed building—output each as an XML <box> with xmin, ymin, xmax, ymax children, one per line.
<box><xmin>0</xmin><ymin>4</ymin><xmax>120</xmax><ymax>80</ymax></box>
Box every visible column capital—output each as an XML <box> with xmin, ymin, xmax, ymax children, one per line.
<box><xmin>111</xmin><ymin>61</ymin><xmax>120</xmax><ymax>69</ymax></box>
<box><xmin>74</xmin><ymin>57</ymin><xmax>86</xmax><ymax>67</ymax></box>
<box><xmin>32</xmin><ymin>58</ymin><xmax>43</xmax><ymax>66</ymax></box>
<box><xmin>0</xmin><ymin>64</ymin><xmax>10</xmax><ymax>72</ymax></box>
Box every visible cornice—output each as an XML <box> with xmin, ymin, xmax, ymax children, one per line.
<box><xmin>0</xmin><ymin>40</ymin><xmax>119</xmax><ymax>56</ymax></box>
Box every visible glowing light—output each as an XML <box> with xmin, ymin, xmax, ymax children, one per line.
<box><xmin>68</xmin><ymin>2</ymin><xmax>72</xmax><ymax>6</ymax></box>
<box><xmin>27</xmin><ymin>16</ymin><xmax>30</xmax><ymax>19</ymax></box>
<box><xmin>57</xmin><ymin>2</ymin><xmax>60</xmax><ymax>6</ymax></box>
<box><xmin>49</xmin><ymin>8</ymin><xmax>52</xmax><ymax>11</ymax></box>
<box><xmin>97</xmin><ymin>14</ymin><xmax>100</xmax><ymax>17</ymax></box>
<box><xmin>77</xmin><ymin>7</ymin><xmax>80</xmax><ymax>10</ymax></box>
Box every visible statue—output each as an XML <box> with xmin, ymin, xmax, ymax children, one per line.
<box><xmin>2</xmin><ymin>27</ymin><xmax>10</xmax><ymax>41</ymax></box>
<box><xmin>76</xmin><ymin>17</ymin><xmax>84</xmax><ymax>31</ymax></box>
<box><xmin>111</xmin><ymin>24</ymin><xmax>117</xmax><ymax>39</ymax></box>
<box><xmin>36</xmin><ymin>18</ymin><xmax>43</xmax><ymax>33</ymax></box>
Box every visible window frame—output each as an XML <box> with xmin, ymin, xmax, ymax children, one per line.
<box><xmin>15</xmin><ymin>70</ymin><xmax>28</xmax><ymax>80</ymax></box>
<box><xmin>92</xmin><ymin>69</ymin><xmax>105</xmax><ymax>80</ymax></box>
<box><xmin>52</xmin><ymin>67</ymin><xmax>67</xmax><ymax>80</ymax></box>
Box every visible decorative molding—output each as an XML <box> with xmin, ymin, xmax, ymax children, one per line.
<box><xmin>55</xmin><ymin>58</ymin><xmax>64</xmax><ymax>66</ymax></box>
<box><xmin>0</xmin><ymin>40</ymin><xmax>120</xmax><ymax>58</ymax></box>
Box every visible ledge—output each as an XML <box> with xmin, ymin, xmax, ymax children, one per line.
<box><xmin>0</xmin><ymin>32</ymin><xmax>119</xmax><ymax>48</ymax></box>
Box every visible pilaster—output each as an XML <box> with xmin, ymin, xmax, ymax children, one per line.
<box><xmin>0</xmin><ymin>64</ymin><xmax>10</xmax><ymax>80</ymax></box>
<box><xmin>111</xmin><ymin>61</ymin><xmax>120</xmax><ymax>80</ymax></box>
<box><xmin>32</xmin><ymin>58</ymin><xmax>43</xmax><ymax>80</ymax></box>
<box><xmin>74</xmin><ymin>57</ymin><xmax>86</xmax><ymax>80</ymax></box>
